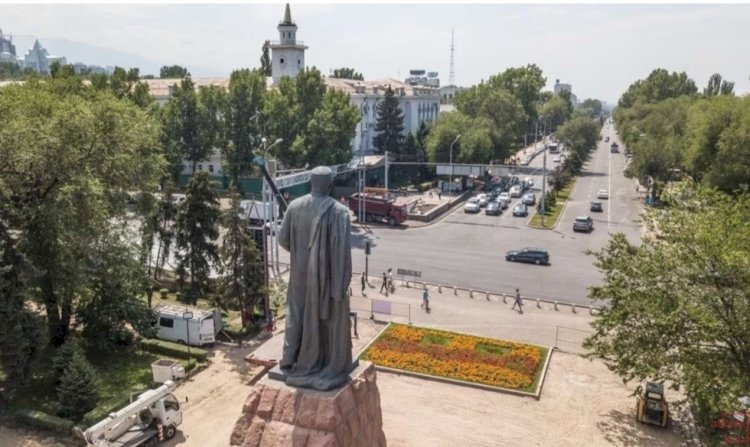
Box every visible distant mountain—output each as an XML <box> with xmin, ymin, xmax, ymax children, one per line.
<box><xmin>12</xmin><ymin>36</ymin><xmax>223</xmax><ymax>77</ymax></box>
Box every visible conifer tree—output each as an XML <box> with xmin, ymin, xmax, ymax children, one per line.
<box><xmin>373</xmin><ymin>86</ymin><xmax>405</xmax><ymax>155</ymax></box>
<box><xmin>57</xmin><ymin>352</ymin><xmax>99</xmax><ymax>421</ymax></box>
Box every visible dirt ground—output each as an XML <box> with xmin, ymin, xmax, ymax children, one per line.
<box><xmin>1</xmin><ymin>320</ymin><xmax>683</xmax><ymax>447</ymax></box>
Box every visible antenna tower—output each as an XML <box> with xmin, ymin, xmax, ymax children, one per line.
<box><xmin>448</xmin><ymin>27</ymin><xmax>455</xmax><ymax>86</ymax></box>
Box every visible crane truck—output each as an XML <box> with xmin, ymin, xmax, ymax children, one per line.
<box><xmin>75</xmin><ymin>380</ymin><xmax>182</xmax><ymax>447</ymax></box>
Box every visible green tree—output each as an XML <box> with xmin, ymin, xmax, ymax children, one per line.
<box><xmin>260</xmin><ymin>40</ymin><xmax>272</xmax><ymax>76</ymax></box>
<box><xmin>555</xmin><ymin>115</ymin><xmax>600</xmax><ymax>173</ymax></box>
<box><xmin>175</xmin><ymin>172</ymin><xmax>221</xmax><ymax>300</ymax></box>
<box><xmin>373</xmin><ymin>86</ymin><xmax>405</xmax><ymax>155</ymax></box>
<box><xmin>78</xmin><ymin>230</ymin><xmax>156</xmax><ymax>351</ymax></box>
<box><xmin>57</xmin><ymin>351</ymin><xmax>99</xmax><ymax>421</ymax></box>
<box><xmin>618</xmin><ymin>68</ymin><xmax>697</xmax><ymax>108</ymax></box>
<box><xmin>224</xmin><ymin>69</ymin><xmax>265</xmax><ymax>186</ymax></box>
<box><xmin>487</xmin><ymin>64</ymin><xmax>546</xmax><ymax>125</ymax></box>
<box><xmin>263</xmin><ymin>77</ymin><xmax>299</xmax><ymax>167</ymax></box>
<box><xmin>585</xmin><ymin>186</ymin><xmax>750</xmax><ymax>425</ymax></box>
<box><xmin>0</xmin><ymin>61</ymin><xmax>34</xmax><ymax>80</ymax></box>
<box><xmin>426</xmin><ymin>112</ymin><xmax>493</xmax><ymax>164</ymax></box>
<box><xmin>0</xmin><ymin>78</ymin><xmax>163</xmax><ymax>344</ymax></box>
<box><xmin>703</xmin><ymin>73</ymin><xmax>734</xmax><ymax>97</ymax></box>
<box><xmin>153</xmin><ymin>181</ymin><xmax>178</xmax><ymax>283</ymax></box>
<box><xmin>578</xmin><ymin>98</ymin><xmax>603</xmax><ymax>118</ymax></box>
<box><xmin>52</xmin><ymin>338</ymin><xmax>85</xmax><ymax>383</ymax></box>
<box><xmin>160</xmin><ymin>65</ymin><xmax>190</xmax><ymax>79</ymax></box>
<box><xmin>332</xmin><ymin>67</ymin><xmax>364</xmax><ymax>80</ymax></box>
<box><xmin>540</xmin><ymin>94</ymin><xmax>572</xmax><ymax>132</ymax></box>
<box><xmin>218</xmin><ymin>190</ymin><xmax>266</xmax><ymax>318</ymax></box>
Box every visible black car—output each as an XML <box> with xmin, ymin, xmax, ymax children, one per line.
<box><xmin>485</xmin><ymin>201</ymin><xmax>501</xmax><ymax>216</ymax></box>
<box><xmin>512</xmin><ymin>203</ymin><xmax>528</xmax><ymax>217</ymax></box>
<box><xmin>505</xmin><ymin>248</ymin><xmax>550</xmax><ymax>265</ymax></box>
<box><xmin>590</xmin><ymin>200</ymin><xmax>604</xmax><ymax>212</ymax></box>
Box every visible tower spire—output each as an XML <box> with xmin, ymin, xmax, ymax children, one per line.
<box><xmin>283</xmin><ymin>3</ymin><xmax>293</xmax><ymax>24</ymax></box>
<box><xmin>448</xmin><ymin>28</ymin><xmax>455</xmax><ymax>86</ymax></box>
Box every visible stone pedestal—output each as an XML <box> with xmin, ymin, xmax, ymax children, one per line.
<box><xmin>230</xmin><ymin>361</ymin><xmax>387</xmax><ymax>447</ymax></box>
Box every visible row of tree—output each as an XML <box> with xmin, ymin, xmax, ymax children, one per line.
<box><xmin>614</xmin><ymin>69</ymin><xmax>750</xmax><ymax>194</ymax></box>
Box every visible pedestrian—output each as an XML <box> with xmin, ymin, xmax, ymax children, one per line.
<box><xmin>511</xmin><ymin>288</ymin><xmax>523</xmax><ymax>313</ymax></box>
<box><xmin>380</xmin><ymin>272</ymin><xmax>388</xmax><ymax>295</ymax></box>
<box><xmin>421</xmin><ymin>286</ymin><xmax>430</xmax><ymax>312</ymax></box>
<box><xmin>438</xmin><ymin>190</ymin><xmax>442</xmax><ymax>200</ymax></box>
<box><xmin>361</xmin><ymin>273</ymin><xmax>367</xmax><ymax>296</ymax></box>
<box><xmin>428</xmin><ymin>190</ymin><xmax>433</xmax><ymax>199</ymax></box>
<box><xmin>387</xmin><ymin>268</ymin><xmax>394</xmax><ymax>293</ymax></box>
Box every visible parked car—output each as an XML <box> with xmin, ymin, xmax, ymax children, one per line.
<box><xmin>524</xmin><ymin>177</ymin><xmax>534</xmax><ymax>188</ymax></box>
<box><xmin>509</xmin><ymin>185</ymin><xmax>523</xmax><ymax>198</ymax></box>
<box><xmin>597</xmin><ymin>189</ymin><xmax>609</xmax><ymax>199</ymax></box>
<box><xmin>498</xmin><ymin>192</ymin><xmax>511</xmax><ymax>203</ymax></box>
<box><xmin>573</xmin><ymin>215</ymin><xmax>594</xmax><ymax>232</ymax></box>
<box><xmin>505</xmin><ymin>248</ymin><xmax>550</xmax><ymax>265</ymax></box>
<box><xmin>553</xmin><ymin>156</ymin><xmax>561</xmax><ymax>163</ymax></box>
<box><xmin>485</xmin><ymin>201</ymin><xmax>501</xmax><ymax>216</ymax></box>
<box><xmin>522</xmin><ymin>193</ymin><xmax>536</xmax><ymax>206</ymax></box>
<box><xmin>464</xmin><ymin>197</ymin><xmax>480</xmax><ymax>213</ymax></box>
<box><xmin>520</xmin><ymin>157</ymin><xmax>531</xmax><ymax>166</ymax></box>
<box><xmin>476</xmin><ymin>193</ymin><xmax>488</xmax><ymax>207</ymax></box>
<box><xmin>590</xmin><ymin>200</ymin><xmax>604</xmax><ymax>212</ymax></box>
<box><xmin>510</xmin><ymin>176</ymin><xmax>520</xmax><ymax>185</ymax></box>
<box><xmin>496</xmin><ymin>196</ymin><xmax>510</xmax><ymax>210</ymax></box>
<box><xmin>512</xmin><ymin>203</ymin><xmax>528</xmax><ymax>217</ymax></box>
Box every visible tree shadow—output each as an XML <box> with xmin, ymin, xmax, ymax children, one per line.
<box><xmin>595</xmin><ymin>408</ymin><xmax>681</xmax><ymax>447</ymax></box>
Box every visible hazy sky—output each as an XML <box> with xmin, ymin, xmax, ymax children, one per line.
<box><xmin>2</xmin><ymin>3</ymin><xmax>750</xmax><ymax>103</ymax></box>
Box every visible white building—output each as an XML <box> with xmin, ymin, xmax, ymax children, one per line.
<box><xmin>22</xmin><ymin>40</ymin><xmax>66</xmax><ymax>74</ymax></box>
<box><xmin>269</xmin><ymin>4</ymin><xmax>307</xmax><ymax>83</ymax></box>
<box><xmin>0</xmin><ymin>29</ymin><xmax>18</xmax><ymax>64</ymax></box>
<box><xmin>554</xmin><ymin>79</ymin><xmax>578</xmax><ymax>105</ymax></box>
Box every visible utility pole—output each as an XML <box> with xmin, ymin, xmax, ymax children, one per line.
<box><xmin>541</xmin><ymin>119</ymin><xmax>548</xmax><ymax>218</ymax></box>
<box><xmin>448</xmin><ymin>134</ymin><xmax>461</xmax><ymax>205</ymax></box>
<box><xmin>384</xmin><ymin>151</ymin><xmax>389</xmax><ymax>198</ymax></box>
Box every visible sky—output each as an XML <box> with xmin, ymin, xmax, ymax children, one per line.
<box><xmin>2</xmin><ymin>2</ymin><xmax>750</xmax><ymax>104</ymax></box>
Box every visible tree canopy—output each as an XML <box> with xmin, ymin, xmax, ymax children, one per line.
<box><xmin>332</xmin><ymin>67</ymin><xmax>364</xmax><ymax>81</ymax></box>
<box><xmin>585</xmin><ymin>185</ymin><xmax>750</xmax><ymax>424</ymax></box>
<box><xmin>160</xmin><ymin>65</ymin><xmax>191</xmax><ymax>79</ymax></box>
<box><xmin>372</xmin><ymin>86</ymin><xmax>405</xmax><ymax>155</ymax></box>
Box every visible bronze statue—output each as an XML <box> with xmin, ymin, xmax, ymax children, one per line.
<box><xmin>277</xmin><ymin>166</ymin><xmax>353</xmax><ymax>391</ymax></box>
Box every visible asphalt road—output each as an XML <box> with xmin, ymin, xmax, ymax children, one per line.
<box><xmin>349</xmin><ymin>123</ymin><xmax>643</xmax><ymax>305</ymax></box>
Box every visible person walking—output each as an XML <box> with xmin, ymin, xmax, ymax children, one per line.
<box><xmin>387</xmin><ymin>268</ymin><xmax>395</xmax><ymax>293</ymax></box>
<box><xmin>511</xmin><ymin>288</ymin><xmax>523</xmax><ymax>313</ymax></box>
<box><xmin>361</xmin><ymin>273</ymin><xmax>367</xmax><ymax>296</ymax></box>
<box><xmin>438</xmin><ymin>190</ymin><xmax>442</xmax><ymax>200</ymax></box>
<box><xmin>421</xmin><ymin>286</ymin><xmax>430</xmax><ymax>312</ymax></box>
<box><xmin>380</xmin><ymin>272</ymin><xmax>388</xmax><ymax>295</ymax></box>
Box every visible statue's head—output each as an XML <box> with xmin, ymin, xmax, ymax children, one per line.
<box><xmin>310</xmin><ymin>166</ymin><xmax>334</xmax><ymax>195</ymax></box>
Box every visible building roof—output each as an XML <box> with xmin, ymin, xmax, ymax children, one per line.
<box><xmin>139</xmin><ymin>77</ymin><xmax>275</xmax><ymax>98</ymax></box>
<box><xmin>323</xmin><ymin>77</ymin><xmax>439</xmax><ymax>97</ymax></box>
<box><xmin>155</xmin><ymin>303</ymin><xmax>215</xmax><ymax>321</ymax></box>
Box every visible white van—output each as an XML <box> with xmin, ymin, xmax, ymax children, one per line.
<box><xmin>154</xmin><ymin>304</ymin><xmax>222</xmax><ymax>347</ymax></box>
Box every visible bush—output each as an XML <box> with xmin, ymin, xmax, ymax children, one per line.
<box><xmin>56</xmin><ymin>353</ymin><xmax>99</xmax><ymax>421</ymax></box>
<box><xmin>140</xmin><ymin>339</ymin><xmax>208</xmax><ymax>362</ymax></box>
<box><xmin>417</xmin><ymin>181</ymin><xmax>434</xmax><ymax>192</ymax></box>
<box><xmin>52</xmin><ymin>339</ymin><xmax>85</xmax><ymax>384</ymax></box>
<box><xmin>15</xmin><ymin>409</ymin><xmax>74</xmax><ymax>434</ymax></box>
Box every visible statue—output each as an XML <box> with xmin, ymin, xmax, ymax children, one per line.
<box><xmin>277</xmin><ymin>166</ymin><xmax>353</xmax><ymax>391</ymax></box>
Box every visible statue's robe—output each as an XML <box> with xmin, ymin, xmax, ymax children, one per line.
<box><xmin>278</xmin><ymin>193</ymin><xmax>353</xmax><ymax>391</ymax></box>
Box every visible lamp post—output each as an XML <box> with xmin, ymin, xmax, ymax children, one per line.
<box><xmin>183</xmin><ymin>310</ymin><xmax>193</xmax><ymax>369</ymax></box>
<box><xmin>448</xmin><ymin>134</ymin><xmax>461</xmax><ymax>205</ymax></box>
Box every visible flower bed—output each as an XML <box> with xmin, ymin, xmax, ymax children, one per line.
<box><xmin>360</xmin><ymin>324</ymin><xmax>548</xmax><ymax>392</ymax></box>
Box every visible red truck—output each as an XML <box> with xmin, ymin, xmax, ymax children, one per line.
<box><xmin>348</xmin><ymin>193</ymin><xmax>408</xmax><ymax>226</ymax></box>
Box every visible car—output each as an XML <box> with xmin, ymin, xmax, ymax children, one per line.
<box><xmin>573</xmin><ymin>215</ymin><xmax>594</xmax><ymax>232</ymax></box>
<box><xmin>512</xmin><ymin>203</ymin><xmax>528</xmax><ymax>217</ymax></box>
<box><xmin>485</xmin><ymin>201</ymin><xmax>501</xmax><ymax>216</ymax></box>
<box><xmin>498</xmin><ymin>192</ymin><xmax>510</xmax><ymax>202</ymax></box>
<box><xmin>505</xmin><ymin>247</ymin><xmax>550</xmax><ymax>265</ymax></box>
<box><xmin>553</xmin><ymin>156</ymin><xmax>561</xmax><ymax>163</ymax></box>
<box><xmin>510</xmin><ymin>176</ymin><xmax>520</xmax><ymax>185</ymax></box>
<box><xmin>524</xmin><ymin>177</ymin><xmax>534</xmax><ymax>188</ymax></box>
<box><xmin>464</xmin><ymin>197</ymin><xmax>480</xmax><ymax>213</ymax></box>
<box><xmin>496</xmin><ymin>197</ymin><xmax>510</xmax><ymax>209</ymax></box>
<box><xmin>597</xmin><ymin>189</ymin><xmax>609</xmax><ymax>199</ymax></box>
<box><xmin>520</xmin><ymin>157</ymin><xmax>531</xmax><ymax>166</ymax></box>
<box><xmin>522</xmin><ymin>193</ymin><xmax>536</xmax><ymax>206</ymax></box>
<box><xmin>605</xmin><ymin>136</ymin><xmax>610</xmax><ymax>143</ymax></box>
<box><xmin>476</xmin><ymin>193</ymin><xmax>488</xmax><ymax>207</ymax></box>
<box><xmin>509</xmin><ymin>185</ymin><xmax>523</xmax><ymax>198</ymax></box>
<box><xmin>590</xmin><ymin>200</ymin><xmax>604</xmax><ymax>212</ymax></box>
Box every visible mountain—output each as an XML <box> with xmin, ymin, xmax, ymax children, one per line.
<box><xmin>12</xmin><ymin>36</ymin><xmax>222</xmax><ymax>77</ymax></box>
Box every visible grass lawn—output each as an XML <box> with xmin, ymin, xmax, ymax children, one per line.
<box><xmin>2</xmin><ymin>344</ymin><xmax>202</xmax><ymax>427</ymax></box>
<box><xmin>529</xmin><ymin>181</ymin><xmax>575</xmax><ymax>229</ymax></box>
<box><xmin>361</xmin><ymin>324</ymin><xmax>549</xmax><ymax>393</ymax></box>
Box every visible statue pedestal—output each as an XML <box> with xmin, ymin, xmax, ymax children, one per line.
<box><xmin>230</xmin><ymin>361</ymin><xmax>387</xmax><ymax>447</ymax></box>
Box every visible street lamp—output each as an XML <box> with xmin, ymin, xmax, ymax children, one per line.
<box><xmin>448</xmin><ymin>134</ymin><xmax>461</xmax><ymax>205</ymax></box>
<box><xmin>182</xmin><ymin>310</ymin><xmax>193</xmax><ymax>370</ymax></box>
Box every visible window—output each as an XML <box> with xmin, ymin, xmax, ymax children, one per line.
<box><xmin>197</xmin><ymin>164</ymin><xmax>203</xmax><ymax>171</ymax></box>
<box><xmin>159</xmin><ymin>317</ymin><xmax>174</xmax><ymax>328</ymax></box>
<box><xmin>208</xmin><ymin>164</ymin><xmax>214</xmax><ymax>173</ymax></box>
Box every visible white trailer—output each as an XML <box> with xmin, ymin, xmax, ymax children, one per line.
<box><xmin>151</xmin><ymin>359</ymin><xmax>186</xmax><ymax>384</ymax></box>
<box><xmin>154</xmin><ymin>303</ymin><xmax>222</xmax><ymax>347</ymax></box>
<box><xmin>76</xmin><ymin>381</ymin><xmax>182</xmax><ymax>447</ymax></box>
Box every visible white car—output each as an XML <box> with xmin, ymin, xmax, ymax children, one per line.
<box><xmin>520</xmin><ymin>157</ymin><xmax>531</xmax><ymax>166</ymax></box>
<box><xmin>476</xmin><ymin>193</ymin><xmax>488</xmax><ymax>207</ymax></box>
<box><xmin>597</xmin><ymin>189</ymin><xmax>609</xmax><ymax>199</ymax></box>
<box><xmin>524</xmin><ymin>177</ymin><xmax>534</xmax><ymax>188</ymax></box>
<box><xmin>553</xmin><ymin>156</ymin><xmax>561</xmax><ymax>163</ymax></box>
<box><xmin>509</xmin><ymin>185</ymin><xmax>523</xmax><ymax>198</ymax></box>
<box><xmin>464</xmin><ymin>198</ymin><xmax>480</xmax><ymax>213</ymax></box>
<box><xmin>498</xmin><ymin>192</ymin><xmax>511</xmax><ymax>202</ymax></box>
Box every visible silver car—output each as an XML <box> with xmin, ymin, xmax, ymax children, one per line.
<box><xmin>509</xmin><ymin>185</ymin><xmax>522</xmax><ymax>198</ymax></box>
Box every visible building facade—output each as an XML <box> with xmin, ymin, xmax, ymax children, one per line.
<box><xmin>0</xmin><ymin>29</ymin><xmax>17</xmax><ymax>63</ymax></box>
<box><xmin>21</xmin><ymin>40</ymin><xmax>66</xmax><ymax>74</ymax></box>
<box><xmin>269</xmin><ymin>4</ymin><xmax>307</xmax><ymax>83</ymax></box>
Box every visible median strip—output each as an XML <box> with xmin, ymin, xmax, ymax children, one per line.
<box><xmin>528</xmin><ymin>180</ymin><xmax>575</xmax><ymax>229</ymax></box>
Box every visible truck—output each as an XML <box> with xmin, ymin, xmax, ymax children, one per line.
<box><xmin>76</xmin><ymin>381</ymin><xmax>182</xmax><ymax>447</ymax></box>
<box><xmin>154</xmin><ymin>303</ymin><xmax>222</xmax><ymax>347</ymax></box>
<box><xmin>348</xmin><ymin>192</ymin><xmax>408</xmax><ymax>226</ymax></box>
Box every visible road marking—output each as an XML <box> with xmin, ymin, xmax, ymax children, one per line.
<box><xmin>607</xmin><ymin>141</ymin><xmax>612</xmax><ymax>229</ymax></box>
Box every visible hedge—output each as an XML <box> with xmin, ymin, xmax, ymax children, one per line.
<box><xmin>417</xmin><ymin>181</ymin><xmax>434</xmax><ymax>192</ymax></box>
<box><xmin>15</xmin><ymin>409</ymin><xmax>74</xmax><ymax>434</ymax></box>
<box><xmin>140</xmin><ymin>339</ymin><xmax>208</xmax><ymax>362</ymax></box>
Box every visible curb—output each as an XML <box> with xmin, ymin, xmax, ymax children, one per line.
<box><xmin>527</xmin><ymin>178</ymin><xmax>577</xmax><ymax>231</ymax></box>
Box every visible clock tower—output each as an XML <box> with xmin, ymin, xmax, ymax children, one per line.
<box><xmin>270</xmin><ymin>4</ymin><xmax>308</xmax><ymax>83</ymax></box>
